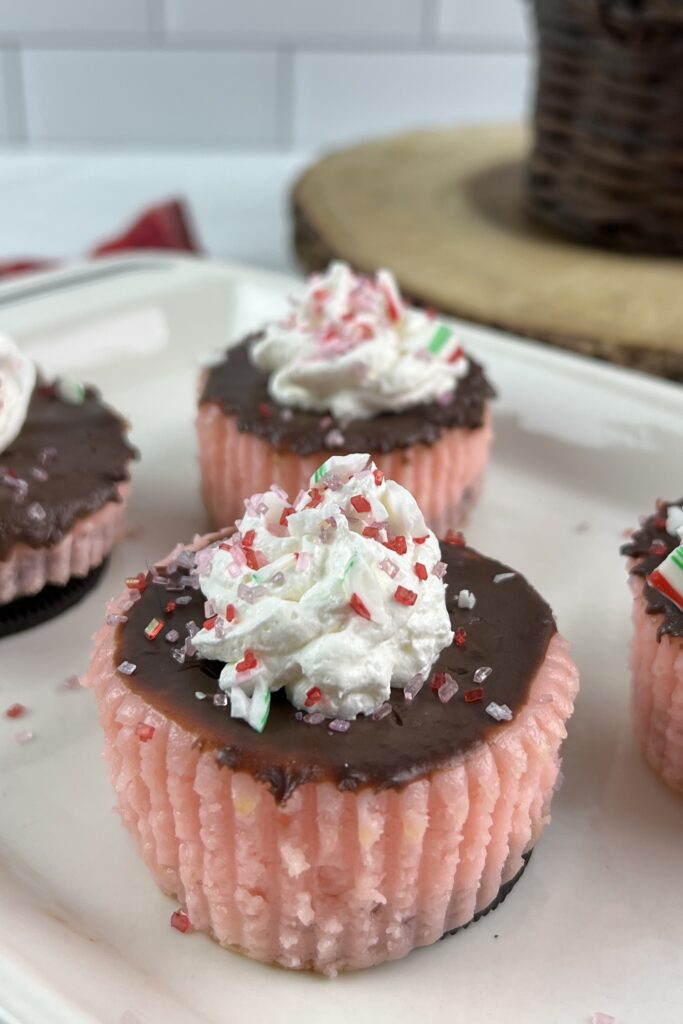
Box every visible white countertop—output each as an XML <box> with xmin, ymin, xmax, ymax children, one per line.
<box><xmin>0</xmin><ymin>148</ymin><xmax>313</xmax><ymax>273</ymax></box>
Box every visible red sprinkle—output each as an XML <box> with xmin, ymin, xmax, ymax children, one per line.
<box><xmin>144</xmin><ymin>618</ymin><xmax>164</xmax><ymax>641</ymax></box>
<box><xmin>244</xmin><ymin>548</ymin><xmax>265</xmax><ymax>571</ymax></box>
<box><xmin>241</xmin><ymin>529</ymin><xmax>256</xmax><ymax>549</ymax></box>
<box><xmin>649</xmin><ymin>539</ymin><xmax>669</xmax><ymax>556</ymax></box>
<box><xmin>373</xmin><ymin>469</ymin><xmax>384</xmax><ymax>486</ymax></box>
<box><xmin>165</xmin><ymin>600</ymin><xmax>176</xmax><ymax>615</ymax></box>
<box><xmin>362</xmin><ymin>526</ymin><xmax>380</xmax><ymax>540</ymax></box>
<box><xmin>5</xmin><ymin>703</ymin><xmax>26</xmax><ymax>719</ymax></box>
<box><xmin>431</xmin><ymin>672</ymin><xmax>447</xmax><ymax>693</ymax></box>
<box><xmin>384</xmin><ymin>535</ymin><xmax>407</xmax><ymax>556</ymax></box>
<box><xmin>258</xmin><ymin>402</ymin><xmax>273</xmax><ymax>418</ymax></box>
<box><xmin>280</xmin><ymin>506</ymin><xmax>296</xmax><ymax>527</ymax></box>
<box><xmin>415</xmin><ymin>562</ymin><xmax>428</xmax><ymax>581</ymax></box>
<box><xmin>394</xmin><ymin>585</ymin><xmax>417</xmax><ymax>607</ymax></box>
<box><xmin>464</xmin><ymin>688</ymin><xmax>484</xmax><ymax>703</ymax></box>
<box><xmin>135</xmin><ymin>722</ymin><xmax>155</xmax><ymax>742</ymax></box>
<box><xmin>219</xmin><ymin>542</ymin><xmax>231</xmax><ymax>551</ymax></box>
<box><xmin>125</xmin><ymin>572</ymin><xmax>148</xmax><ymax>591</ymax></box>
<box><xmin>203</xmin><ymin>615</ymin><xmax>218</xmax><ymax>631</ymax></box>
<box><xmin>349</xmin><ymin>593</ymin><xmax>372</xmax><ymax>621</ymax></box>
<box><xmin>413</xmin><ymin>535</ymin><xmax>429</xmax><ymax>545</ymax></box>
<box><xmin>454</xmin><ymin>626</ymin><xmax>467</xmax><ymax>647</ymax></box>
<box><xmin>306</xmin><ymin>488</ymin><xmax>323</xmax><ymax>509</ymax></box>
<box><xmin>653</xmin><ymin>516</ymin><xmax>667</xmax><ymax>531</ymax></box>
<box><xmin>304</xmin><ymin>686</ymin><xmax>322</xmax><ymax>708</ymax></box>
<box><xmin>351</xmin><ymin>494</ymin><xmax>371</xmax><ymax>514</ymax></box>
<box><xmin>448</xmin><ymin>345</ymin><xmax>464</xmax><ymax>364</ymax></box>
<box><xmin>225</xmin><ymin>603</ymin><xmax>237</xmax><ymax>623</ymax></box>
<box><xmin>170</xmin><ymin>910</ymin><xmax>191</xmax><ymax>934</ymax></box>
<box><xmin>236</xmin><ymin>648</ymin><xmax>258</xmax><ymax>673</ymax></box>
<box><xmin>444</xmin><ymin>529</ymin><xmax>466</xmax><ymax>547</ymax></box>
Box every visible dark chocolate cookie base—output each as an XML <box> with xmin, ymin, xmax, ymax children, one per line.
<box><xmin>441</xmin><ymin>849</ymin><xmax>532</xmax><ymax>941</ymax></box>
<box><xmin>0</xmin><ymin>559</ymin><xmax>108</xmax><ymax>639</ymax></box>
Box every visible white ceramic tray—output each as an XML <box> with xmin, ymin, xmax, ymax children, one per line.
<box><xmin>0</xmin><ymin>257</ymin><xmax>681</xmax><ymax>1024</ymax></box>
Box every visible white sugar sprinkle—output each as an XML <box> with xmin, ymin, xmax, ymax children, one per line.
<box><xmin>117</xmin><ymin>661</ymin><xmax>137</xmax><ymax>676</ymax></box>
<box><xmin>493</xmin><ymin>572</ymin><xmax>516</xmax><ymax>584</ymax></box>
<box><xmin>473</xmin><ymin>665</ymin><xmax>492</xmax><ymax>684</ymax></box>
<box><xmin>457</xmin><ymin>589</ymin><xmax>476</xmax><ymax>609</ymax></box>
<box><xmin>486</xmin><ymin>701</ymin><xmax>512</xmax><ymax>722</ymax></box>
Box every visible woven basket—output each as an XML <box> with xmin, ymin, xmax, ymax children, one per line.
<box><xmin>526</xmin><ymin>0</ymin><xmax>683</xmax><ymax>254</ymax></box>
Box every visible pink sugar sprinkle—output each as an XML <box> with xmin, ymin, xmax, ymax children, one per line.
<box><xmin>280</xmin><ymin>408</ymin><xmax>294</xmax><ymax>422</ymax></box>
<box><xmin>325</xmin><ymin>428</ymin><xmax>345</xmax><ymax>448</ymax></box>
<box><xmin>61</xmin><ymin>675</ymin><xmax>81</xmax><ymax>691</ymax></box>
<box><xmin>213</xmin><ymin>693</ymin><xmax>229</xmax><ymax>707</ymax></box>
<box><xmin>31</xmin><ymin>466</ymin><xmax>48</xmax><ymax>482</ymax></box>
<box><xmin>438</xmin><ymin>674</ymin><xmax>459</xmax><ymax>704</ymax></box>
<box><xmin>270</xmin><ymin>483</ymin><xmax>288</xmax><ymax>500</ymax></box>
<box><xmin>538</xmin><ymin>693</ymin><xmax>554</xmax><ymax>704</ymax></box>
<box><xmin>14</xmin><ymin>730</ymin><xmax>34</xmax><ymax>745</ymax></box>
<box><xmin>293</xmin><ymin>489</ymin><xmax>307</xmax><ymax>508</ymax></box>
<box><xmin>372</xmin><ymin>702</ymin><xmax>392</xmax><ymax>721</ymax></box>
<box><xmin>304</xmin><ymin>712</ymin><xmax>325</xmax><ymax>726</ymax></box>
<box><xmin>319</xmin><ymin>415</ymin><xmax>333</xmax><ymax>429</ymax></box>
<box><xmin>379</xmin><ymin>558</ymin><xmax>400</xmax><ymax>579</ymax></box>
<box><xmin>591</xmin><ymin>1015</ymin><xmax>616</xmax><ymax>1024</ymax></box>
<box><xmin>404</xmin><ymin>674</ymin><xmax>424</xmax><ymax>701</ymax></box>
<box><xmin>204</xmin><ymin>599</ymin><xmax>216</xmax><ymax>617</ymax></box>
<box><xmin>329</xmin><ymin>718</ymin><xmax>351</xmax><ymax>733</ymax></box>
<box><xmin>432</xmin><ymin>561</ymin><xmax>448</xmax><ymax>579</ymax></box>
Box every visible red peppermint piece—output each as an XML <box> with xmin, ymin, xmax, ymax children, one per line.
<box><xmin>350</xmin><ymin>494</ymin><xmax>371</xmax><ymax>514</ymax></box>
<box><xmin>5</xmin><ymin>703</ymin><xmax>26</xmax><ymax>719</ymax></box>
<box><xmin>431</xmin><ymin>672</ymin><xmax>446</xmax><ymax>693</ymax></box>
<box><xmin>304</xmin><ymin>686</ymin><xmax>323</xmax><ymax>708</ymax></box>
<box><xmin>236</xmin><ymin>648</ymin><xmax>258</xmax><ymax>673</ymax></box>
<box><xmin>413</xmin><ymin>535</ymin><xmax>429</xmax><ymax>545</ymax></box>
<box><xmin>241</xmin><ymin>529</ymin><xmax>256</xmax><ymax>549</ymax></box>
<box><xmin>394</xmin><ymin>585</ymin><xmax>417</xmax><ymax>607</ymax></box>
<box><xmin>170</xmin><ymin>910</ymin><xmax>191</xmax><ymax>934</ymax></box>
<box><xmin>225</xmin><ymin>603</ymin><xmax>237</xmax><ymax>623</ymax></box>
<box><xmin>244</xmin><ymin>548</ymin><xmax>265</xmax><ymax>571</ymax></box>
<box><xmin>448</xmin><ymin>345</ymin><xmax>464</xmax><ymax>364</ymax></box>
<box><xmin>362</xmin><ymin>526</ymin><xmax>380</xmax><ymax>540</ymax></box>
<box><xmin>135</xmin><ymin>722</ymin><xmax>155</xmax><ymax>742</ymax></box>
<box><xmin>125</xmin><ymin>572</ymin><xmax>148</xmax><ymax>592</ymax></box>
<box><xmin>454</xmin><ymin>626</ymin><xmax>467</xmax><ymax>647</ymax></box>
<box><xmin>384</xmin><ymin>535</ymin><xmax>407</xmax><ymax>556</ymax></box>
<box><xmin>280</xmin><ymin>506</ymin><xmax>296</xmax><ymax>527</ymax></box>
<box><xmin>165</xmin><ymin>600</ymin><xmax>176</xmax><ymax>615</ymax></box>
<box><xmin>203</xmin><ymin>615</ymin><xmax>218</xmax><ymax>631</ymax></box>
<box><xmin>373</xmin><ymin>469</ymin><xmax>384</xmax><ymax>486</ymax></box>
<box><xmin>444</xmin><ymin>529</ymin><xmax>466</xmax><ymax>547</ymax></box>
<box><xmin>464</xmin><ymin>688</ymin><xmax>484</xmax><ymax>703</ymax></box>
<box><xmin>219</xmin><ymin>542</ymin><xmax>231</xmax><ymax>551</ymax></box>
<box><xmin>349</xmin><ymin>593</ymin><xmax>372</xmax><ymax>621</ymax></box>
<box><xmin>414</xmin><ymin>562</ymin><xmax>428</xmax><ymax>581</ymax></box>
<box><xmin>258</xmin><ymin>402</ymin><xmax>273</xmax><ymax>418</ymax></box>
<box><xmin>306</xmin><ymin>488</ymin><xmax>323</xmax><ymax>509</ymax></box>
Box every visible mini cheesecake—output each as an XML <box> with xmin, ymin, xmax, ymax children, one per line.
<box><xmin>622</xmin><ymin>500</ymin><xmax>683</xmax><ymax>794</ymax></box>
<box><xmin>0</xmin><ymin>381</ymin><xmax>135</xmax><ymax>608</ymax></box>
<box><xmin>84</xmin><ymin>457</ymin><xmax>578</xmax><ymax>974</ymax></box>
<box><xmin>197</xmin><ymin>263</ymin><xmax>494</xmax><ymax>537</ymax></box>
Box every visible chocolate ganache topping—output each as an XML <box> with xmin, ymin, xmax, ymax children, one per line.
<box><xmin>114</xmin><ymin>542</ymin><xmax>556</xmax><ymax>802</ymax></box>
<box><xmin>200</xmin><ymin>338</ymin><xmax>495</xmax><ymax>456</ymax></box>
<box><xmin>0</xmin><ymin>384</ymin><xmax>136</xmax><ymax>561</ymax></box>
<box><xmin>621</xmin><ymin>501</ymin><xmax>683</xmax><ymax>641</ymax></box>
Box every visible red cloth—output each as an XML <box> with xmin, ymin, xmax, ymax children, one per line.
<box><xmin>0</xmin><ymin>199</ymin><xmax>201</xmax><ymax>280</ymax></box>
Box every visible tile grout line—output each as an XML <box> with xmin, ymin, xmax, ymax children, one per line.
<box><xmin>2</xmin><ymin>44</ymin><xmax>27</xmax><ymax>143</ymax></box>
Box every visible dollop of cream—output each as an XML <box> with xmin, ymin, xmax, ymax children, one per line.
<box><xmin>0</xmin><ymin>332</ymin><xmax>36</xmax><ymax>454</ymax></box>
<box><xmin>250</xmin><ymin>261</ymin><xmax>468</xmax><ymax>420</ymax></box>
<box><xmin>192</xmin><ymin>453</ymin><xmax>453</xmax><ymax>730</ymax></box>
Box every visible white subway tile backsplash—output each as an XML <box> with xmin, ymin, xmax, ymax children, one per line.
<box><xmin>0</xmin><ymin>0</ymin><xmax>150</xmax><ymax>36</ymax></box>
<box><xmin>435</xmin><ymin>0</ymin><xmax>529</xmax><ymax>43</ymax></box>
<box><xmin>22</xmin><ymin>50</ymin><xmax>279</xmax><ymax>144</ymax></box>
<box><xmin>0</xmin><ymin>50</ymin><xmax>10</xmax><ymax>138</ymax></box>
<box><xmin>293</xmin><ymin>51</ymin><xmax>530</xmax><ymax>146</ymax></box>
<box><xmin>164</xmin><ymin>0</ymin><xmax>424</xmax><ymax>40</ymax></box>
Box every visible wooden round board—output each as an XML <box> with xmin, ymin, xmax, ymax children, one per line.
<box><xmin>292</xmin><ymin>124</ymin><xmax>683</xmax><ymax>381</ymax></box>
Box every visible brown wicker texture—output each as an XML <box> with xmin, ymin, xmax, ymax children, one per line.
<box><xmin>527</xmin><ymin>0</ymin><xmax>683</xmax><ymax>253</ymax></box>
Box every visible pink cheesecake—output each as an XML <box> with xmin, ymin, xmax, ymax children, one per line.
<box><xmin>197</xmin><ymin>263</ymin><xmax>494</xmax><ymax>537</ymax></box>
<box><xmin>84</xmin><ymin>457</ymin><xmax>578</xmax><ymax>974</ymax></box>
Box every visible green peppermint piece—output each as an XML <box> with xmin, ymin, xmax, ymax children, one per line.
<box><xmin>427</xmin><ymin>325</ymin><xmax>453</xmax><ymax>356</ymax></box>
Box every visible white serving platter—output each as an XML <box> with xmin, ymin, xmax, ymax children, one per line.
<box><xmin>0</xmin><ymin>256</ymin><xmax>681</xmax><ymax>1024</ymax></box>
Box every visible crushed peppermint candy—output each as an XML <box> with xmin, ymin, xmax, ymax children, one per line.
<box><xmin>170</xmin><ymin>910</ymin><xmax>191</xmax><ymax>934</ymax></box>
<box><xmin>404</xmin><ymin>674</ymin><xmax>425</xmax><ymax>701</ymax></box>
<box><xmin>304</xmin><ymin>712</ymin><xmax>325</xmax><ymax>726</ymax></box>
<box><xmin>437</xmin><ymin>674</ymin><xmax>459</xmax><ymax>703</ymax></box>
<box><xmin>493</xmin><ymin>572</ymin><xmax>516</xmax><ymax>583</ymax></box>
<box><xmin>135</xmin><ymin>722</ymin><xmax>155</xmax><ymax>742</ymax></box>
<box><xmin>457</xmin><ymin>589</ymin><xmax>476</xmax><ymax>609</ymax></box>
<box><xmin>14</xmin><ymin>730</ymin><xmax>35</xmax><ymax>745</ymax></box>
<box><xmin>328</xmin><ymin>718</ymin><xmax>351</xmax><ymax>733</ymax></box>
<box><xmin>590</xmin><ymin>1015</ymin><xmax>616</xmax><ymax>1024</ymax></box>
<box><xmin>371</xmin><ymin>702</ymin><xmax>392</xmax><ymax>721</ymax></box>
<box><xmin>165</xmin><ymin>629</ymin><xmax>180</xmax><ymax>643</ymax></box>
<box><xmin>5</xmin><ymin>702</ymin><xmax>27</xmax><ymax>719</ymax></box>
<box><xmin>117</xmin><ymin>661</ymin><xmax>137</xmax><ymax>676</ymax></box>
<box><xmin>473</xmin><ymin>666</ymin><xmax>492</xmax><ymax>684</ymax></box>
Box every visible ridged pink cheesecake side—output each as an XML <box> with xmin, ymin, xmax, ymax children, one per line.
<box><xmin>0</xmin><ymin>482</ymin><xmax>130</xmax><ymax>605</ymax></box>
<box><xmin>84</xmin><ymin>624</ymin><xmax>578</xmax><ymax>976</ymax></box>
<box><xmin>628</xmin><ymin>578</ymin><xmax>683</xmax><ymax>795</ymax></box>
<box><xmin>196</xmin><ymin>407</ymin><xmax>492</xmax><ymax>538</ymax></box>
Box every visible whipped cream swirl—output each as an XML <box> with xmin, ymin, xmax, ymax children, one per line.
<box><xmin>250</xmin><ymin>261</ymin><xmax>469</xmax><ymax>421</ymax></box>
<box><xmin>0</xmin><ymin>332</ymin><xmax>36</xmax><ymax>454</ymax></box>
<box><xmin>192</xmin><ymin>453</ymin><xmax>453</xmax><ymax>731</ymax></box>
